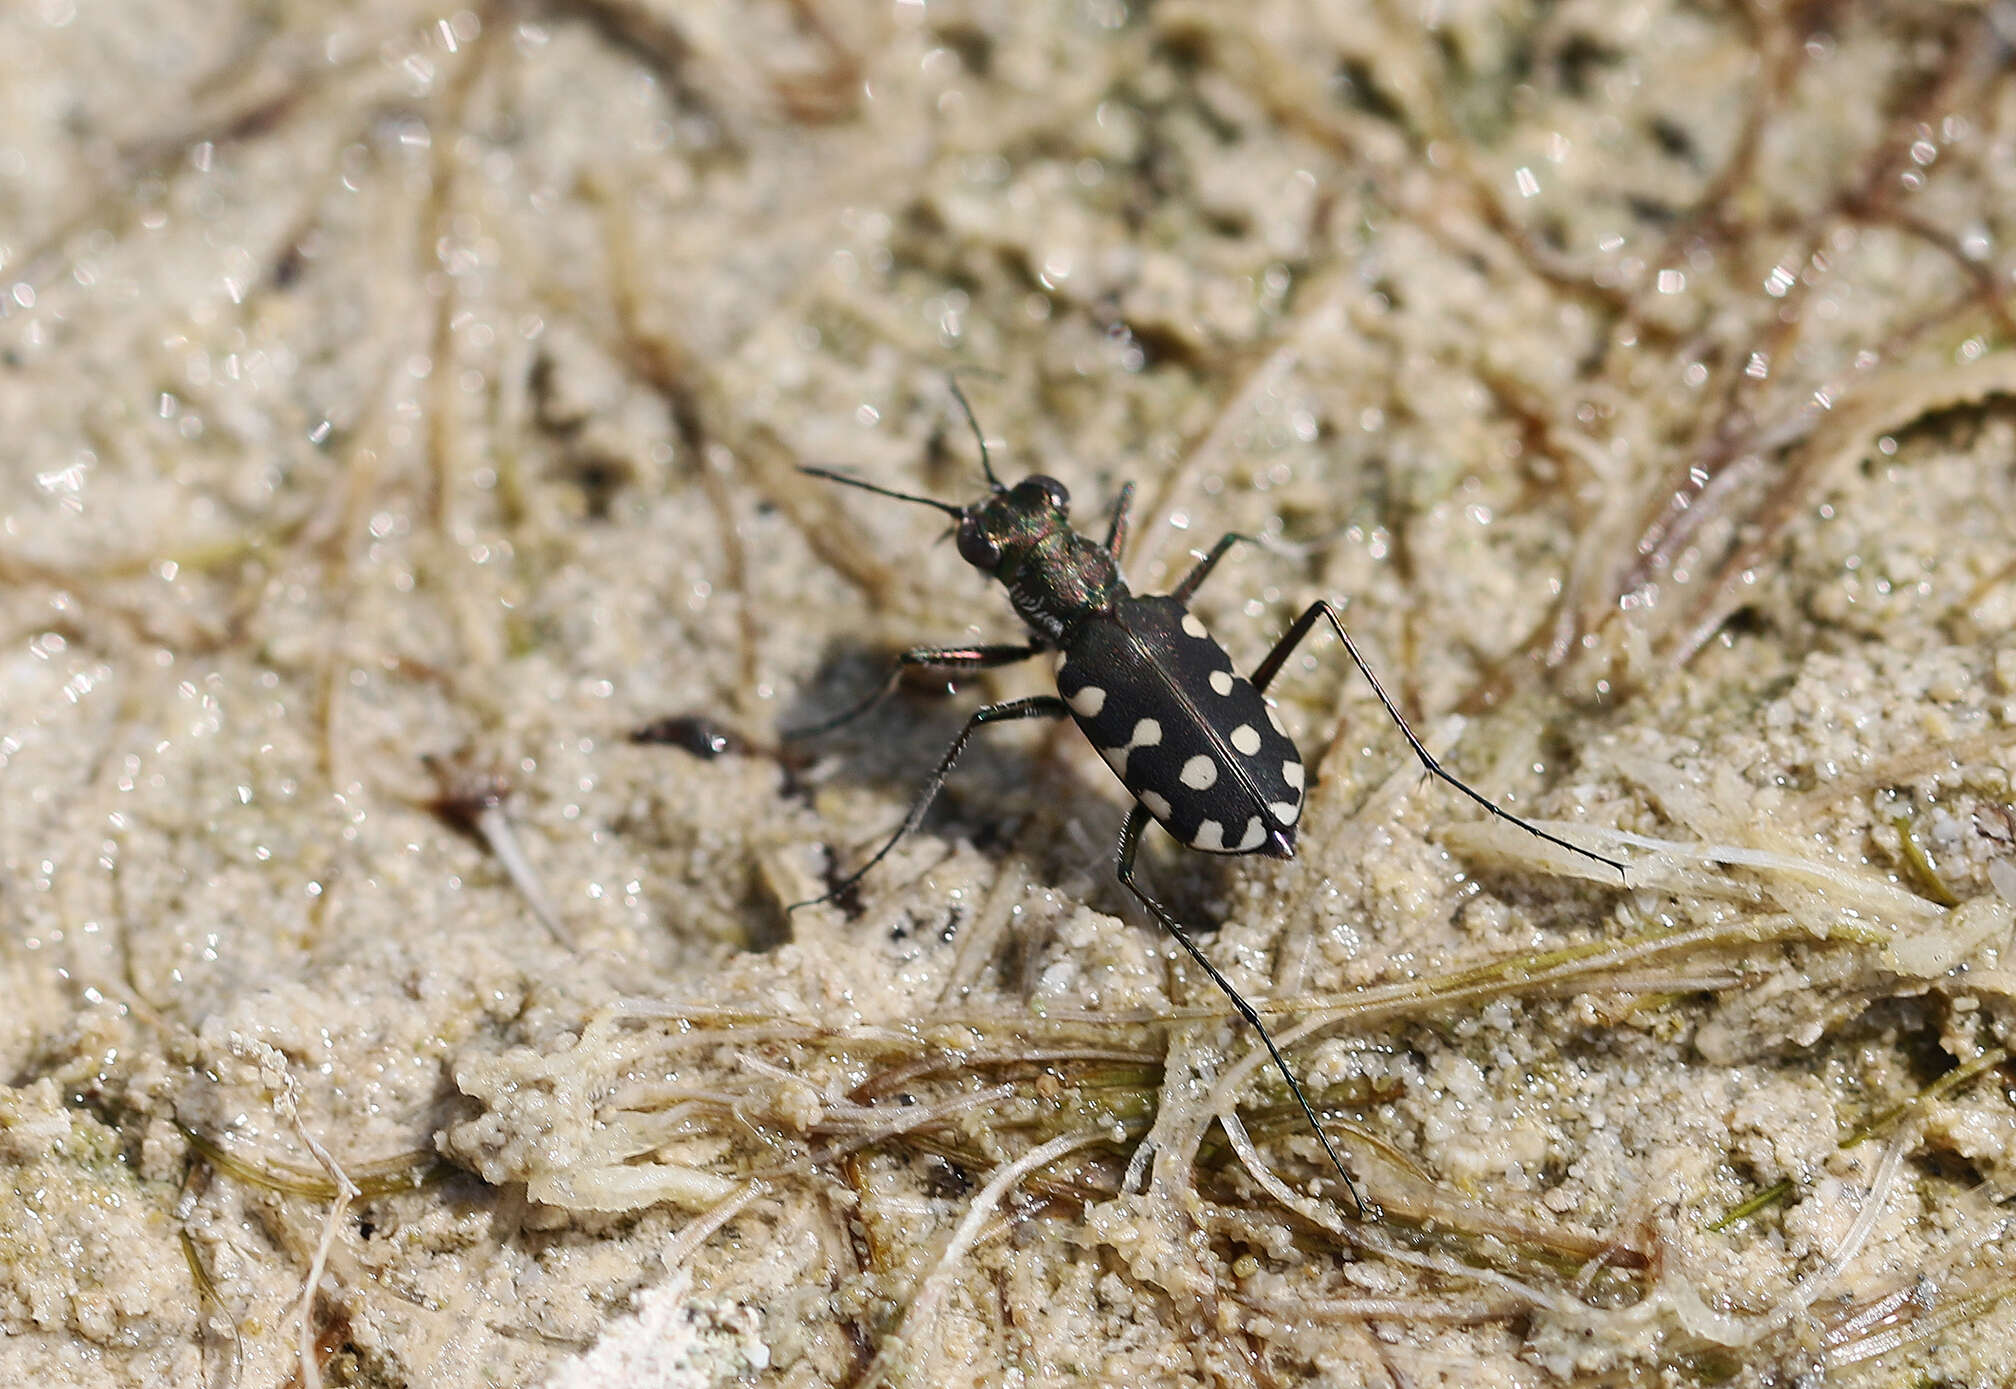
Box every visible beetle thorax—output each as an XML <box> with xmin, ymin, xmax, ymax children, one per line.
<box><xmin>998</xmin><ymin>532</ymin><xmax>1124</xmax><ymax>642</ymax></box>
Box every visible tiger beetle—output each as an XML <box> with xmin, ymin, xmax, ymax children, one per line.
<box><xmin>791</xmin><ymin>381</ymin><xmax>1625</xmax><ymax>1221</ymax></box>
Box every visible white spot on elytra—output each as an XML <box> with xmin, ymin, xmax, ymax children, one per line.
<box><xmin>1141</xmin><ymin>790</ymin><xmax>1172</xmax><ymax>820</ymax></box>
<box><xmin>1102</xmin><ymin>718</ymin><xmax>1161</xmax><ymax>780</ymax></box>
<box><xmin>1235</xmin><ymin>817</ymin><xmax>1266</xmax><ymax>851</ymax></box>
<box><xmin>1270</xmin><ymin>800</ymin><xmax>1299</xmax><ymax>825</ymax></box>
<box><xmin>1209</xmin><ymin>669</ymin><xmax>1234</xmax><ymax>696</ymax></box>
<box><xmin>1282</xmin><ymin>759</ymin><xmax>1303</xmax><ymax>788</ymax></box>
<box><xmin>1192</xmin><ymin>819</ymin><xmax>1225</xmax><ymax>850</ymax></box>
<box><xmin>1181</xmin><ymin>612</ymin><xmax>1209</xmax><ymax>639</ymax></box>
<box><xmin>1229</xmin><ymin>723</ymin><xmax>1260</xmax><ymax>756</ymax></box>
<box><xmin>1180</xmin><ymin>754</ymin><xmax>1218</xmax><ymax>790</ymax></box>
<box><xmin>1265</xmin><ymin>702</ymin><xmax>1287</xmax><ymax>736</ymax></box>
<box><xmin>1068</xmin><ymin>685</ymin><xmax>1106</xmax><ymax>717</ymax></box>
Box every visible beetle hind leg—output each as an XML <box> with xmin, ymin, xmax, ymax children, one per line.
<box><xmin>1251</xmin><ymin>601</ymin><xmax>1626</xmax><ymax>880</ymax></box>
<box><xmin>1115</xmin><ymin>805</ymin><xmax>1372</xmax><ymax>1220</ymax></box>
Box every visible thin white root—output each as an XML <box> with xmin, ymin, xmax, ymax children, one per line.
<box><xmin>226</xmin><ymin>1034</ymin><xmax>359</xmax><ymax>1389</ymax></box>
<box><xmin>854</xmin><ymin>1130</ymin><xmax>1104</xmax><ymax>1389</ymax></box>
<box><xmin>663</xmin><ymin>1181</ymin><xmax>766</xmax><ymax>1272</ymax></box>
<box><xmin>1667</xmin><ymin>1128</ymin><xmax>1910</xmax><ymax>1349</ymax></box>
<box><xmin>1217</xmin><ymin>1109</ymin><xmax>1348</xmax><ymax>1233</ymax></box>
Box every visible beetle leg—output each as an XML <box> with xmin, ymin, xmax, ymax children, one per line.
<box><xmin>791</xmin><ymin>695</ymin><xmax>1070</xmax><ymax>910</ymax></box>
<box><xmin>783</xmin><ymin>643</ymin><xmax>1044</xmax><ymax>739</ymax></box>
<box><xmin>1169</xmin><ymin>530</ymin><xmax>1264</xmax><ymax>605</ymax></box>
<box><xmin>1252</xmin><ymin>601</ymin><xmax>1626</xmax><ymax>879</ymax></box>
<box><xmin>1115</xmin><ymin>804</ymin><xmax>1373</xmax><ymax>1220</ymax></box>
<box><xmin>1103</xmin><ymin>481</ymin><xmax>1136</xmax><ymax>562</ymax></box>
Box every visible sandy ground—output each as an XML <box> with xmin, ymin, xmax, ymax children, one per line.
<box><xmin>5</xmin><ymin>1</ymin><xmax>2016</xmax><ymax>1385</ymax></box>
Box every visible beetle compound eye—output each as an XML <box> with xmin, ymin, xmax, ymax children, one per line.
<box><xmin>957</xmin><ymin>517</ymin><xmax>1003</xmax><ymax>569</ymax></box>
<box><xmin>1018</xmin><ymin>475</ymin><xmax>1070</xmax><ymax>512</ymax></box>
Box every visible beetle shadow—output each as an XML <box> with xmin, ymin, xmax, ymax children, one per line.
<box><xmin>775</xmin><ymin>638</ymin><xmax>1267</xmax><ymax>987</ymax></box>
<box><xmin>776</xmin><ymin>636</ymin><xmax>1069</xmax><ymax>869</ymax></box>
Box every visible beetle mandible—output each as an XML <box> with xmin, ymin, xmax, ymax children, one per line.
<box><xmin>792</xmin><ymin>381</ymin><xmax>1623</xmax><ymax>1220</ymax></box>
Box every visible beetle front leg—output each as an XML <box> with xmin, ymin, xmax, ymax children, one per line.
<box><xmin>1103</xmin><ymin>481</ymin><xmax>1136</xmax><ymax>562</ymax></box>
<box><xmin>1169</xmin><ymin>530</ymin><xmax>1265</xmax><ymax>604</ymax></box>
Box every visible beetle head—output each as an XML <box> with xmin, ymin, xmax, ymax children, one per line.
<box><xmin>954</xmin><ymin>474</ymin><xmax>1069</xmax><ymax>572</ymax></box>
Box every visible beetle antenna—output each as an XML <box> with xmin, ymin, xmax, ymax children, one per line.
<box><xmin>802</xmin><ymin>466</ymin><xmax>963</xmax><ymax>517</ymax></box>
<box><xmin>945</xmin><ymin>375</ymin><xmax>1004</xmax><ymax>492</ymax></box>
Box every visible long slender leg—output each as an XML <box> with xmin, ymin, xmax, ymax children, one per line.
<box><xmin>1116</xmin><ymin>805</ymin><xmax>1373</xmax><ymax>1220</ymax></box>
<box><xmin>1103</xmin><ymin>481</ymin><xmax>1136</xmax><ymax>561</ymax></box>
<box><xmin>782</xmin><ymin>643</ymin><xmax>1043</xmax><ymax>740</ymax></box>
<box><xmin>1170</xmin><ymin>530</ymin><xmax>1261</xmax><ymax>604</ymax></box>
<box><xmin>1252</xmin><ymin>601</ymin><xmax>1627</xmax><ymax>878</ymax></box>
<box><xmin>791</xmin><ymin>695</ymin><xmax>1070</xmax><ymax>911</ymax></box>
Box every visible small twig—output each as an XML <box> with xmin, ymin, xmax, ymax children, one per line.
<box><xmin>425</xmin><ymin>751</ymin><xmax>574</xmax><ymax>948</ymax></box>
